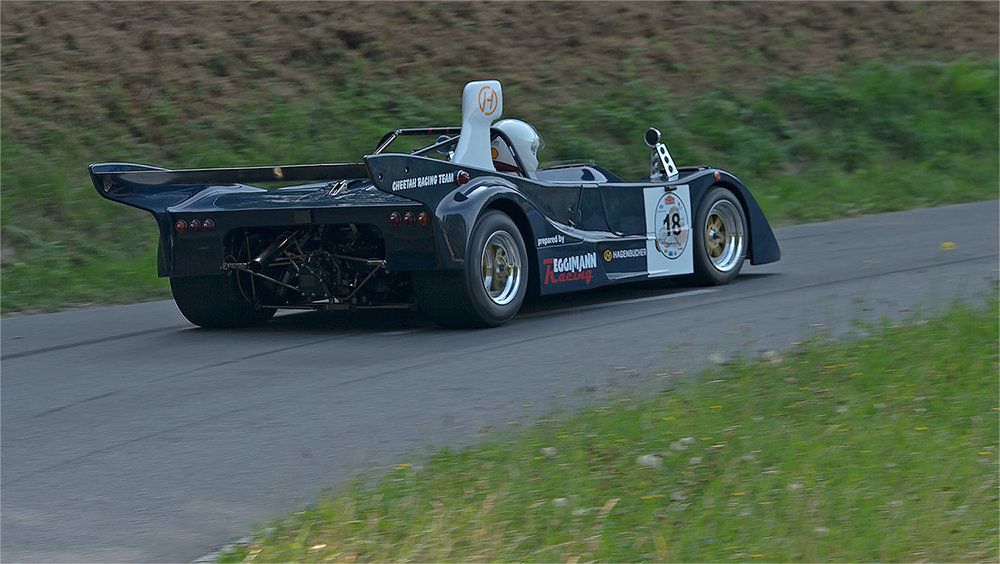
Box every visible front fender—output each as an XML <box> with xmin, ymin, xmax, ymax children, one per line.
<box><xmin>686</xmin><ymin>169</ymin><xmax>781</xmax><ymax>266</ymax></box>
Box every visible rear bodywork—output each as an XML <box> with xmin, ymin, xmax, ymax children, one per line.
<box><xmin>91</xmin><ymin>153</ymin><xmax>778</xmax><ymax>302</ymax></box>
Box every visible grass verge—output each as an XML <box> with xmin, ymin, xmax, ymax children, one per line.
<box><xmin>218</xmin><ymin>297</ymin><xmax>999</xmax><ymax>563</ymax></box>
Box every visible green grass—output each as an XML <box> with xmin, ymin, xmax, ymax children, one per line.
<box><xmin>2</xmin><ymin>58</ymin><xmax>997</xmax><ymax>313</ymax></box>
<box><xmin>218</xmin><ymin>298</ymin><xmax>999</xmax><ymax>563</ymax></box>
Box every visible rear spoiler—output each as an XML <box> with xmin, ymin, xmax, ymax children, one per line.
<box><xmin>89</xmin><ymin>162</ymin><xmax>369</xmax><ymax>214</ymax></box>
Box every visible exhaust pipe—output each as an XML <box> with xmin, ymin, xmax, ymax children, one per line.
<box><xmin>250</xmin><ymin>231</ymin><xmax>299</xmax><ymax>273</ymax></box>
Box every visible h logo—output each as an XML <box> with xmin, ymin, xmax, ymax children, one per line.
<box><xmin>478</xmin><ymin>85</ymin><xmax>498</xmax><ymax>116</ymax></box>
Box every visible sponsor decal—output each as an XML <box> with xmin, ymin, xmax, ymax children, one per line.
<box><xmin>390</xmin><ymin>172</ymin><xmax>456</xmax><ymax>192</ymax></box>
<box><xmin>604</xmin><ymin>247</ymin><xmax>648</xmax><ymax>262</ymax></box>
<box><xmin>654</xmin><ymin>192</ymin><xmax>689</xmax><ymax>259</ymax></box>
<box><xmin>536</xmin><ymin>234</ymin><xmax>566</xmax><ymax>247</ymax></box>
<box><xmin>543</xmin><ymin>252</ymin><xmax>597</xmax><ymax>285</ymax></box>
<box><xmin>478</xmin><ymin>85</ymin><xmax>499</xmax><ymax>116</ymax></box>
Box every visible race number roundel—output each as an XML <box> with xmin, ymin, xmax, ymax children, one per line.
<box><xmin>654</xmin><ymin>192</ymin><xmax>689</xmax><ymax>259</ymax></box>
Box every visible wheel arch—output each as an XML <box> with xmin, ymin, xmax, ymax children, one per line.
<box><xmin>482</xmin><ymin>196</ymin><xmax>540</xmax><ymax>296</ymax></box>
<box><xmin>696</xmin><ymin>175</ymin><xmax>780</xmax><ymax>266</ymax></box>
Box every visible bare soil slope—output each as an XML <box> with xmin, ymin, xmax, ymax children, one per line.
<box><xmin>2</xmin><ymin>1</ymin><xmax>997</xmax><ymax>143</ymax></box>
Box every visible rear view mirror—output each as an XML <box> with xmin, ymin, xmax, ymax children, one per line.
<box><xmin>644</xmin><ymin>127</ymin><xmax>678</xmax><ymax>182</ymax></box>
<box><xmin>436</xmin><ymin>135</ymin><xmax>455</xmax><ymax>156</ymax></box>
<box><xmin>644</xmin><ymin>127</ymin><xmax>661</xmax><ymax>148</ymax></box>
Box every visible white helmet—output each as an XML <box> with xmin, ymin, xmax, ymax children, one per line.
<box><xmin>491</xmin><ymin>119</ymin><xmax>544</xmax><ymax>173</ymax></box>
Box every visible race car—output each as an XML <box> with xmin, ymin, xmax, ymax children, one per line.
<box><xmin>90</xmin><ymin>80</ymin><xmax>780</xmax><ymax>329</ymax></box>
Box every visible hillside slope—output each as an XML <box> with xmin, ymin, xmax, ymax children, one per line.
<box><xmin>3</xmin><ymin>1</ymin><xmax>996</xmax><ymax>145</ymax></box>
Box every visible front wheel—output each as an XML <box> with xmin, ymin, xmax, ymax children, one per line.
<box><xmin>413</xmin><ymin>211</ymin><xmax>528</xmax><ymax>328</ymax></box>
<box><xmin>686</xmin><ymin>187</ymin><xmax>747</xmax><ymax>286</ymax></box>
<box><xmin>170</xmin><ymin>274</ymin><xmax>276</xmax><ymax>329</ymax></box>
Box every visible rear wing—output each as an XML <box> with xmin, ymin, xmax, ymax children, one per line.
<box><xmin>89</xmin><ymin>162</ymin><xmax>369</xmax><ymax>214</ymax></box>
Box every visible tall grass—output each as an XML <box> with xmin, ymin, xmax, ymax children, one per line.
<box><xmin>217</xmin><ymin>298</ymin><xmax>999</xmax><ymax>563</ymax></box>
<box><xmin>2</xmin><ymin>59</ymin><xmax>997</xmax><ymax>313</ymax></box>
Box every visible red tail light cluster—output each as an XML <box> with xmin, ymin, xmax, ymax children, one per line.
<box><xmin>389</xmin><ymin>211</ymin><xmax>431</xmax><ymax>227</ymax></box>
<box><xmin>174</xmin><ymin>218</ymin><xmax>215</xmax><ymax>233</ymax></box>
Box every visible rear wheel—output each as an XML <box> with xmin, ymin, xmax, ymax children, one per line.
<box><xmin>687</xmin><ymin>187</ymin><xmax>747</xmax><ymax>286</ymax></box>
<box><xmin>170</xmin><ymin>274</ymin><xmax>276</xmax><ymax>329</ymax></box>
<box><xmin>413</xmin><ymin>211</ymin><xmax>527</xmax><ymax>328</ymax></box>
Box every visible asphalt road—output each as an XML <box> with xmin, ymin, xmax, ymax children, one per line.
<box><xmin>2</xmin><ymin>201</ymin><xmax>997</xmax><ymax>563</ymax></box>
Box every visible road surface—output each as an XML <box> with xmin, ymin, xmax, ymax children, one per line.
<box><xmin>2</xmin><ymin>201</ymin><xmax>996</xmax><ymax>562</ymax></box>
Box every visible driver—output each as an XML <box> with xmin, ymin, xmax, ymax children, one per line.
<box><xmin>491</xmin><ymin>119</ymin><xmax>544</xmax><ymax>175</ymax></box>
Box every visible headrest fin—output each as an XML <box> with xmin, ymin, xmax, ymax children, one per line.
<box><xmin>451</xmin><ymin>80</ymin><xmax>503</xmax><ymax>171</ymax></box>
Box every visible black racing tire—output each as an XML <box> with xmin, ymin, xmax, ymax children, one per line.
<box><xmin>686</xmin><ymin>187</ymin><xmax>747</xmax><ymax>286</ymax></box>
<box><xmin>170</xmin><ymin>274</ymin><xmax>276</xmax><ymax>329</ymax></box>
<box><xmin>413</xmin><ymin>210</ymin><xmax>528</xmax><ymax>328</ymax></box>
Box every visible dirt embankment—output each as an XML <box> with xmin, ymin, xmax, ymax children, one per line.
<box><xmin>2</xmin><ymin>2</ymin><xmax>997</xmax><ymax>143</ymax></box>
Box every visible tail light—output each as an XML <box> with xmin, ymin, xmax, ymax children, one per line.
<box><xmin>389</xmin><ymin>212</ymin><xmax>401</xmax><ymax>226</ymax></box>
<box><xmin>417</xmin><ymin>212</ymin><xmax>431</xmax><ymax>226</ymax></box>
<box><xmin>403</xmin><ymin>212</ymin><xmax>415</xmax><ymax>226</ymax></box>
<box><xmin>175</xmin><ymin>218</ymin><xmax>215</xmax><ymax>233</ymax></box>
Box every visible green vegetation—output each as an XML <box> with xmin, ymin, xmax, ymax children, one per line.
<box><xmin>218</xmin><ymin>298</ymin><xmax>999</xmax><ymax>563</ymax></box>
<box><xmin>2</xmin><ymin>58</ymin><xmax>997</xmax><ymax>314</ymax></box>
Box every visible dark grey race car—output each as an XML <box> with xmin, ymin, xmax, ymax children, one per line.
<box><xmin>90</xmin><ymin>80</ymin><xmax>779</xmax><ymax>328</ymax></box>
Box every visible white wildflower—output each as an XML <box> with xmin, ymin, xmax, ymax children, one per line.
<box><xmin>637</xmin><ymin>454</ymin><xmax>663</xmax><ymax>468</ymax></box>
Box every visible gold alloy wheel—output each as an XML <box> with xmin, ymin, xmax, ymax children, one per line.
<box><xmin>704</xmin><ymin>199</ymin><xmax>746</xmax><ymax>272</ymax></box>
<box><xmin>481</xmin><ymin>230</ymin><xmax>522</xmax><ymax>305</ymax></box>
